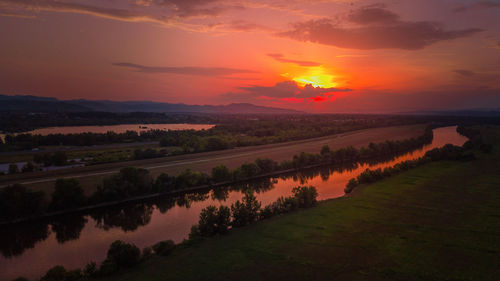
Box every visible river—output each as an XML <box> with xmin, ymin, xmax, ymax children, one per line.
<box><xmin>0</xmin><ymin>126</ymin><xmax>467</xmax><ymax>280</ymax></box>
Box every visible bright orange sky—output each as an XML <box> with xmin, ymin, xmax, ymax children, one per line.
<box><xmin>0</xmin><ymin>0</ymin><xmax>499</xmax><ymax>112</ymax></box>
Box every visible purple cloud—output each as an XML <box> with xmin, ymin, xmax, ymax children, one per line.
<box><xmin>279</xmin><ymin>6</ymin><xmax>483</xmax><ymax>50</ymax></box>
<box><xmin>113</xmin><ymin>62</ymin><xmax>257</xmax><ymax>76</ymax></box>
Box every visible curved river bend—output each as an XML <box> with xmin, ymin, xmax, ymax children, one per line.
<box><xmin>0</xmin><ymin>126</ymin><xmax>467</xmax><ymax>280</ymax></box>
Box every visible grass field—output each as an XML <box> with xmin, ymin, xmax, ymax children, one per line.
<box><xmin>94</xmin><ymin>126</ymin><xmax>500</xmax><ymax>281</ymax></box>
<box><xmin>1</xmin><ymin>124</ymin><xmax>426</xmax><ymax>196</ymax></box>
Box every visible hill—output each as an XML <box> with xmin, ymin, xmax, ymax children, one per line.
<box><xmin>0</xmin><ymin>94</ymin><xmax>302</xmax><ymax>114</ymax></box>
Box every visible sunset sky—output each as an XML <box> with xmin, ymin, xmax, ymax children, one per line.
<box><xmin>0</xmin><ymin>0</ymin><xmax>499</xmax><ymax>113</ymax></box>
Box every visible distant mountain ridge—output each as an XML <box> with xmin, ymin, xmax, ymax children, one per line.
<box><xmin>0</xmin><ymin>94</ymin><xmax>303</xmax><ymax>114</ymax></box>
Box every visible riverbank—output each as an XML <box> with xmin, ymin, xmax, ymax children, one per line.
<box><xmin>0</xmin><ymin>124</ymin><xmax>427</xmax><ymax>195</ymax></box>
<box><xmin>93</xmin><ymin>126</ymin><xmax>500</xmax><ymax>281</ymax></box>
<box><xmin>0</xmin><ymin>126</ymin><xmax>432</xmax><ymax>225</ymax></box>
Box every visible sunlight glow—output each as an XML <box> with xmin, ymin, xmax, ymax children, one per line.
<box><xmin>288</xmin><ymin>66</ymin><xmax>337</xmax><ymax>88</ymax></box>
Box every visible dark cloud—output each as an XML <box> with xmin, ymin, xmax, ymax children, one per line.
<box><xmin>222</xmin><ymin>80</ymin><xmax>351</xmax><ymax>102</ymax></box>
<box><xmin>454</xmin><ymin>69</ymin><xmax>475</xmax><ymax>77</ymax></box>
<box><xmin>347</xmin><ymin>5</ymin><xmax>399</xmax><ymax>24</ymax></box>
<box><xmin>453</xmin><ymin>1</ymin><xmax>500</xmax><ymax>13</ymax></box>
<box><xmin>113</xmin><ymin>62</ymin><xmax>257</xmax><ymax>76</ymax></box>
<box><xmin>267</xmin><ymin>53</ymin><xmax>321</xmax><ymax>66</ymax></box>
<box><xmin>279</xmin><ymin>6</ymin><xmax>483</xmax><ymax>50</ymax></box>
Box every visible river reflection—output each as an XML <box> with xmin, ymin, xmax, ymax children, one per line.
<box><xmin>0</xmin><ymin>126</ymin><xmax>467</xmax><ymax>280</ymax></box>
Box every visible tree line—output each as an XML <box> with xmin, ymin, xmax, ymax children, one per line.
<box><xmin>1</xmin><ymin>115</ymin><xmax>428</xmax><ymax>152</ymax></box>
<box><xmin>0</xmin><ymin>126</ymin><xmax>434</xmax><ymax>222</ymax></box>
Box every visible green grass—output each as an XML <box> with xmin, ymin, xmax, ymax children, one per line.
<box><xmin>95</xmin><ymin>127</ymin><xmax>500</xmax><ymax>281</ymax></box>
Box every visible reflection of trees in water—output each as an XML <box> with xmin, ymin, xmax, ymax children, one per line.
<box><xmin>229</xmin><ymin>178</ymin><xmax>276</xmax><ymax>194</ymax></box>
<box><xmin>51</xmin><ymin>215</ymin><xmax>88</xmax><ymax>243</ymax></box>
<box><xmin>91</xmin><ymin>204</ymin><xmax>154</xmax><ymax>232</ymax></box>
<box><xmin>0</xmin><ymin>152</ymin><xmax>424</xmax><ymax>257</ymax></box>
<box><xmin>211</xmin><ymin>186</ymin><xmax>230</xmax><ymax>202</ymax></box>
<box><xmin>276</xmin><ymin>163</ymin><xmax>359</xmax><ymax>184</ymax></box>
<box><xmin>175</xmin><ymin>192</ymin><xmax>210</xmax><ymax>208</ymax></box>
<box><xmin>0</xmin><ymin>221</ymin><xmax>49</xmax><ymax>258</ymax></box>
<box><xmin>154</xmin><ymin>196</ymin><xmax>176</xmax><ymax>214</ymax></box>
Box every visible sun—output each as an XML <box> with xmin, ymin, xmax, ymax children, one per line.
<box><xmin>286</xmin><ymin>66</ymin><xmax>338</xmax><ymax>88</ymax></box>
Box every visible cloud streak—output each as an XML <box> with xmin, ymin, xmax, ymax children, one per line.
<box><xmin>454</xmin><ymin>69</ymin><xmax>475</xmax><ymax>77</ymax></box>
<box><xmin>279</xmin><ymin>6</ymin><xmax>483</xmax><ymax>50</ymax></box>
<box><xmin>267</xmin><ymin>53</ymin><xmax>321</xmax><ymax>66</ymax></box>
<box><xmin>0</xmin><ymin>0</ymin><xmax>170</xmax><ymax>24</ymax></box>
<box><xmin>113</xmin><ymin>62</ymin><xmax>257</xmax><ymax>76</ymax></box>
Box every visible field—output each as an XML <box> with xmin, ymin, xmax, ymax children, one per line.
<box><xmin>94</xmin><ymin>126</ymin><xmax>500</xmax><ymax>281</ymax></box>
<box><xmin>0</xmin><ymin>124</ymin><xmax>426</xmax><ymax>196</ymax></box>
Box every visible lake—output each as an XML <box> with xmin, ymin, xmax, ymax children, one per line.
<box><xmin>0</xmin><ymin>126</ymin><xmax>467</xmax><ymax>280</ymax></box>
<box><xmin>0</xmin><ymin>123</ymin><xmax>215</xmax><ymax>140</ymax></box>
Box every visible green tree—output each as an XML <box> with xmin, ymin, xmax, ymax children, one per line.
<box><xmin>211</xmin><ymin>164</ymin><xmax>231</xmax><ymax>183</ymax></box>
<box><xmin>0</xmin><ymin>184</ymin><xmax>46</xmax><ymax>220</ymax></box>
<box><xmin>207</xmin><ymin>137</ymin><xmax>229</xmax><ymax>151</ymax></box>
<box><xmin>198</xmin><ymin>205</ymin><xmax>231</xmax><ymax>236</ymax></box>
<box><xmin>292</xmin><ymin>186</ymin><xmax>318</xmax><ymax>207</ymax></box>
<box><xmin>344</xmin><ymin>178</ymin><xmax>358</xmax><ymax>194</ymax></box>
<box><xmin>231</xmin><ymin>190</ymin><xmax>261</xmax><ymax>227</ymax></box>
<box><xmin>254</xmin><ymin>158</ymin><xmax>277</xmax><ymax>173</ymax></box>
<box><xmin>152</xmin><ymin>240</ymin><xmax>176</xmax><ymax>256</ymax></box>
<box><xmin>49</xmin><ymin>178</ymin><xmax>86</xmax><ymax>211</ymax></box>
<box><xmin>105</xmin><ymin>240</ymin><xmax>141</xmax><ymax>268</ymax></box>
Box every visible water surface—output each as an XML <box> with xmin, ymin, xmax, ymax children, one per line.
<box><xmin>0</xmin><ymin>123</ymin><xmax>214</xmax><ymax>140</ymax></box>
<box><xmin>0</xmin><ymin>126</ymin><xmax>467</xmax><ymax>280</ymax></box>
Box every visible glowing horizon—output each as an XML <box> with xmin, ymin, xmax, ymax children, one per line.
<box><xmin>0</xmin><ymin>0</ymin><xmax>499</xmax><ymax>113</ymax></box>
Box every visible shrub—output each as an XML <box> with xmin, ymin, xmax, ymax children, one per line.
<box><xmin>49</xmin><ymin>178</ymin><xmax>86</xmax><ymax>211</ymax></box>
<box><xmin>105</xmin><ymin>240</ymin><xmax>141</xmax><ymax>268</ymax></box>
<box><xmin>83</xmin><ymin>262</ymin><xmax>97</xmax><ymax>278</ymax></box>
<box><xmin>152</xmin><ymin>240</ymin><xmax>176</xmax><ymax>256</ymax></box>
<box><xmin>344</xmin><ymin>178</ymin><xmax>358</xmax><ymax>194</ymax></box>
<box><xmin>174</xmin><ymin>169</ymin><xmax>210</xmax><ymax>189</ymax></box>
<box><xmin>254</xmin><ymin>158</ymin><xmax>278</xmax><ymax>173</ymax></box>
<box><xmin>40</xmin><ymin>265</ymin><xmax>82</xmax><ymax>281</ymax></box>
<box><xmin>207</xmin><ymin>137</ymin><xmax>229</xmax><ymax>151</ymax></box>
<box><xmin>259</xmin><ymin>205</ymin><xmax>274</xmax><ymax>219</ymax></box>
<box><xmin>231</xmin><ymin>190</ymin><xmax>261</xmax><ymax>227</ymax></box>
<box><xmin>240</xmin><ymin>162</ymin><xmax>261</xmax><ymax>178</ymax></box>
<box><xmin>154</xmin><ymin>173</ymin><xmax>174</xmax><ymax>192</ymax></box>
<box><xmin>91</xmin><ymin>167</ymin><xmax>153</xmax><ymax>202</ymax></box>
<box><xmin>188</xmin><ymin>225</ymin><xmax>201</xmax><ymax>241</ymax></box>
<box><xmin>292</xmin><ymin>186</ymin><xmax>318</xmax><ymax>208</ymax></box>
<box><xmin>198</xmin><ymin>205</ymin><xmax>231</xmax><ymax>236</ymax></box>
<box><xmin>142</xmin><ymin>247</ymin><xmax>153</xmax><ymax>259</ymax></box>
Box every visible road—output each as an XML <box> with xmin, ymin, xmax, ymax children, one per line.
<box><xmin>0</xmin><ymin>124</ymin><xmax>426</xmax><ymax>194</ymax></box>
